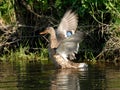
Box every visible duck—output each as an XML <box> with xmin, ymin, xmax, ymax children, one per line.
<box><xmin>40</xmin><ymin>10</ymin><xmax>88</xmax><ymax>69</ymax></box>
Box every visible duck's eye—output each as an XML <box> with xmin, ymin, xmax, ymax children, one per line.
<box><xmin>67</xmin><ymin>31</ymin><xmax>72</xmax><ymax>37</ymax></box>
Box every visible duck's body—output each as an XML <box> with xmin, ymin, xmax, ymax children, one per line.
<box><xmin>40</xmin><ymin>10</ymin><xmax>87</xmax><ymax>69</ymax></box>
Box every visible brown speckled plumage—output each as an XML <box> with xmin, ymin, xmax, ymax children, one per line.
<box><xmin>40</xmin><ymin>10</ymin><xmax>87</xmax><ymax>69</ymax></box>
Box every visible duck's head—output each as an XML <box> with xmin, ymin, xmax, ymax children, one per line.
<box><xmin>40</xmin><ymin>27</ymin><xmax>54</xmax><ymax>35</ymax></box>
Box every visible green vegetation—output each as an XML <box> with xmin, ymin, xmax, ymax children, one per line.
<box><xmin>0</xmin><ymin>44</ymin><xmax>49</xmax><ymax>64</ymax></box>
<box><xmin>0</xmin><ymin>0</ymin><xmax>16</xmax><ymax>23</ymax></box>
<box><xmin>0</xmin><ymin>0</ymin><xmax>120</xmax><ymax>64</ymax></box>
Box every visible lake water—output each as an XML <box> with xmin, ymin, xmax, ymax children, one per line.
<box><xmin>0</xmin><ymin>61</ymin><xmax>120</xmax><ymax>90</ymax></box>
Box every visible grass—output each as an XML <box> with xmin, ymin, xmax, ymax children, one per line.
<box><xmin>0</xmin><ymin>45</ymin><xmax>49</xmax><ymax>65</ymax></box>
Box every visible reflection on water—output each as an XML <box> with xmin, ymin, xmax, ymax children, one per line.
<box><xmin>50</xmin><ymin>69</ymin><xmax>87</xmax><ymax>90</ymax></box>
<box><xmin>0</xmin><ymin>61</ymin><xmax>120</xmax><ymax>90</ymax></box>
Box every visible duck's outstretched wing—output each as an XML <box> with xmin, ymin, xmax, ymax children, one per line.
<box><xmin>56</xmin><ymin>10</ymin><xmax>78</xmax><ymax>42</ymax></box>
<box><xmin>56</xmin><ymin>31</ymin><xmax>85</xmax><ymax>61</ymax></box>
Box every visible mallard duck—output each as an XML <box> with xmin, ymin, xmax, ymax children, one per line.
<box><xmin>40</xmin><ymin>10</ymin><xmax>88</xmax><ymax>69</ymax></box>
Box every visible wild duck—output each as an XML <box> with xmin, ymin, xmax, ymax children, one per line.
<box><xmin>40</xmin><ymin>10</ymin><xmax>88</xmax><ymax>69</ymax></box>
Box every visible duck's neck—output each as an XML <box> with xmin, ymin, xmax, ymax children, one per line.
<box><xmin>49</xmin><ymin>30</ymin><xmax>59</xmax><ymax>48</ymax></box>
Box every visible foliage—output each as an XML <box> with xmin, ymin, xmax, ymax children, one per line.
<box><xmin>1</xmin><ymin>0</ymin><xmax>120</xmax><ymax>25</ymax></box>
<box><xmin>0</xmin><ymin>0</ymin><xmax>16</xmax><ymax>23</ymax></box>
<box><xmin>0</xmin><ymin>0</ymin><xmax>120</xmax><ymax>61</ymax></box>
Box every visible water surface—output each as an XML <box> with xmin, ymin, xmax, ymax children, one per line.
<box><xmin>0</xmin><ymin>61</ymin><xmax>120</xmax><ymax>90</ymax></box>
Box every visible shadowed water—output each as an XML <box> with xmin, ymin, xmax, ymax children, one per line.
<box><xmin>0</xmin><ymin>61</ymin><xmax>120</xmax><ymax>90</ymax></box>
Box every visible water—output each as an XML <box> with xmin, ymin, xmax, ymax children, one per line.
<box><xmin>0</xmin><ymin>61</ymin><xmax>120</xmax><ymax>90</ymax></box>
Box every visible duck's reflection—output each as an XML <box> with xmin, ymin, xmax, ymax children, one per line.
<box><xmin>50</xmin><ymin>69</ymin><xmax>88</xmax><ymax>90</ymax></box>
<box><xmin>50</xmin><ymin>66</ymin><xmax>107</xmax><ymax>90</ymax></box>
